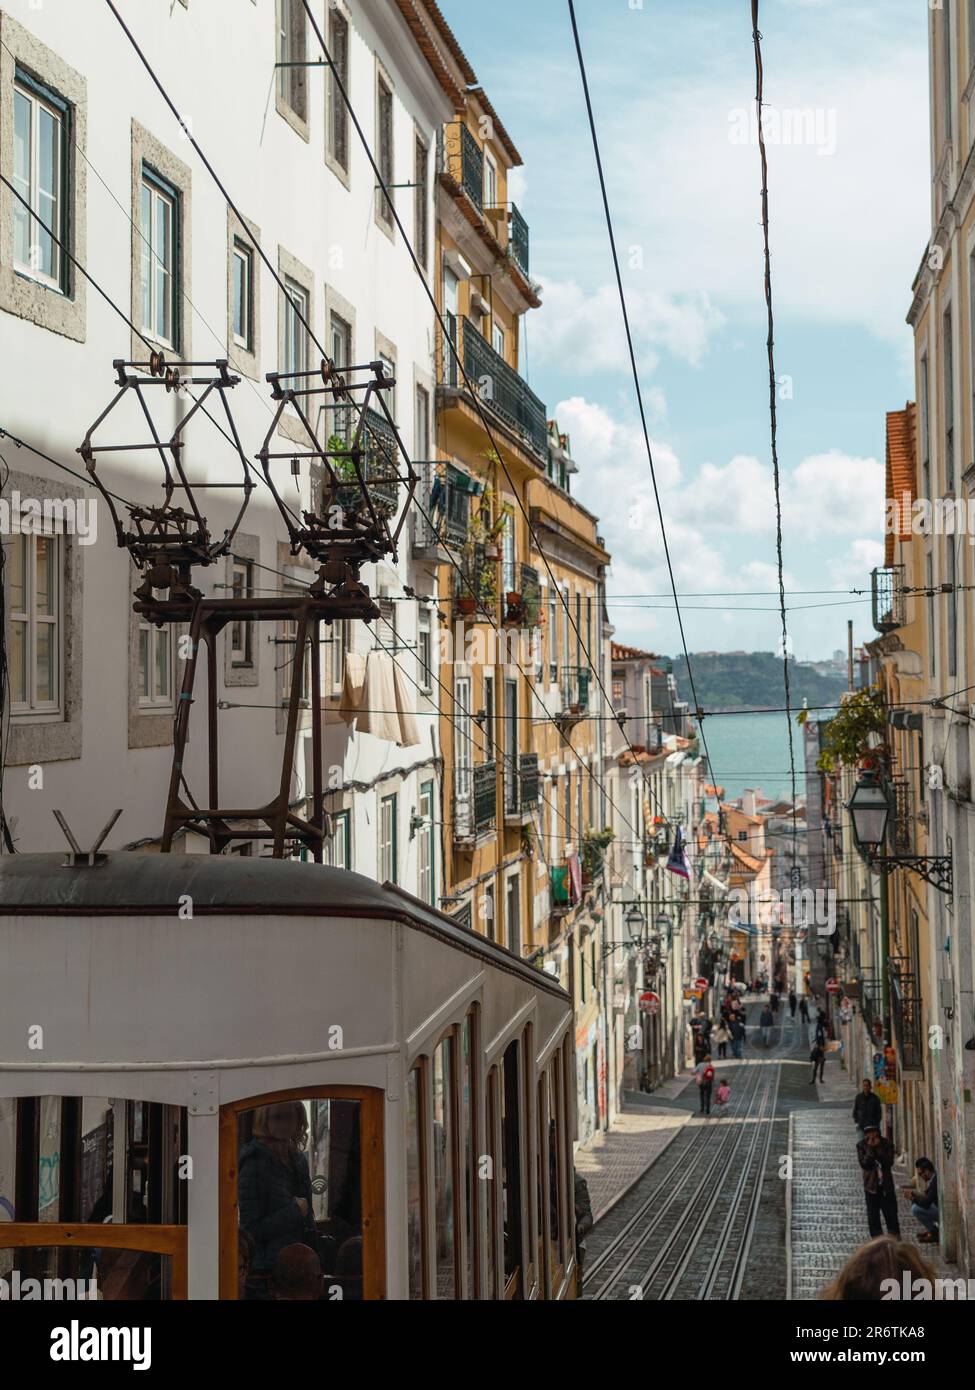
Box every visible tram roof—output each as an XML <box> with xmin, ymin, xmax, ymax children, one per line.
<box><xmin>0</xmin><ymin>853</ymin><xmax>570</xmax><ymax>1001</ymax></box>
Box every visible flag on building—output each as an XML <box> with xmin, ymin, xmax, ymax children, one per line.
<box><xmin>666</xmin><ymin>828</ymin><xmax>690</xmax><ymax>880</ymax></box>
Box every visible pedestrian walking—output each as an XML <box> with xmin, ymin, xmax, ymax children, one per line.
<box><xmin>769</xmin><ymin>993</ymin><xmax>780</xmax><ymax>1016</ymax></box>
<box><xmin>759</xmin><ymin>1003</ymin><xmax>774</xmax><ymax>1046</ymax></box>
<box><xmin>799</xmin><ymin>996</ymin><xmax>810</xmax><ymax>1023</ymax></box>
<box><xmin>809</xmin><ymin>1038</ymin><xmax>826</xmax><ymax>1084</ymax></box>
<box><xmin>857</xmin><ymin>1126</ymin><xmax>900</xmax><ymax>1238</ymax></box>
<box><xmin>714</xmin><ymin>1078</ymin><xmax>731</xmax><ymax>1117</ymax></box>
<box><xmin>788</xmin><ymin>990</ymin><xmax>797</xmax><ymax>1018</ymax></box>
<box><xmin>694</xmin><ymin>1055</ymin><xmax>715</xmax><ymax>1116</ymax></box>
<box><xmin>730</xmin><ymin>1014</ymin><xmax>746</xmax><ymax>1059</ymax></box>
<box><xmin>852</xmin><ymin>1078</ymin><xmax>882</xmax><ymax>1139</ymax></box>
<box><xmin>902</xmin><ymin>1158</ymin><xmax>939</xmax><ymax>1245</ymax></box>
<box><xmin>815</xmin><ymin>1009</ymin><xmax>828</xmax><ymax>1048</ymax></box>
<box><xmin>713</xmin><ymin>1021</ymin><xmax>730</xmax><ymax>1059</ymax></box>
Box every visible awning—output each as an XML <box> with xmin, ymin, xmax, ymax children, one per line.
<box><xmin>447</xmin><ymin>463</ymin><xmax>485</xmax><ymax>497</ymax></box>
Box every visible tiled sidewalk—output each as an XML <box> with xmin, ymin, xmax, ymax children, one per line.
<box><xmin>789</xmin><ymin>1109</ymin><xmax>954</xmax><ymax>1299</ymax></box>
<box><xmin>575</xmin><ymin>1085</ymin><xmax>693</xmax><ymax>1223</ymax></box>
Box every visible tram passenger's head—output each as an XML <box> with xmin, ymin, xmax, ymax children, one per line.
<box><xmin>820</xmin><ymin>1236</ymin><xmax>935</xmax><ymax>1301</ymax></box>
<box><xmin>252</xmin><ymin>1101</ymin><xmax>309</xmax><ymax>1151</ymax></box>
<box><xmin>271</xmin><ymin>1244</ymin><xmax>323</xmax><ymax>1301</ymax></box>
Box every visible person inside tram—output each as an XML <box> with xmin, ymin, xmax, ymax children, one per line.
<box><xmin>237</xmin><ymin>1228</ymin><xmax>256</xmax><ymax>1300</ymax></box>
<box><xmin>238</xmin><ymin>1102</ymin><xmax>317</xmax><ymax>1292</ymax></box>
<box><xmin>270</xmin><ymin>1243</ymin><xmax>324</xmax><ymax>1301</ymax></box>
<box><xmin>334</xmin><ymin>1235</ymin><xmax>363</xmax><ymax>1300</ymax></box>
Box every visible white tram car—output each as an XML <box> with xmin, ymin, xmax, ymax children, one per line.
<box><xmin>0</xmin><ymin>855</ymin><xmax>578</xmax><ymax>1300</ymax></box>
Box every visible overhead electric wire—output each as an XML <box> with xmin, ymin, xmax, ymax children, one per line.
<box><xmin>751</xmin><ymin>0</ymin><xmax>800</xmax><ymax>873</ymax></box>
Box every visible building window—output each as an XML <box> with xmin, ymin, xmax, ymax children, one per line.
<box><xmin>415</xmin><ymin>384</ymin><xmax>430</xmax><ymax>458</ymax></box>
<box><xmin>920</xmin><ymin>353</ymin><xmax>930</xmax><ymax>500</ymax></box>
<box><xmin>549</xmin><ymin>589</ymin><xmax>558</xmax><ymax>679</ymax></box>
<box><xmin>484</xmin><ymin>151</ymin><xmax>498</xmax><ymax>208</ymax></box>
<box><xmin>483</xmin><ymin>882</ymin><xmax>495</xmax><ymax>942</ymax></box>
<box><xmin>944</xmin><ymin>306</ymin><xmax>954</xmax><ymax>492</ymax></box>
<box><xmin>927</xmin><ymin>552</ymin><xmax>936</xmax><ymax>677</ymax></box>
<box><xmin>945</xmin><ymin>0</ymin><xmax>953</xmax><ymax>143</ymax></box>
<box><xmin>327</xmin><ymin>809</ymin><xmax>351</xmax><ymax>869</ymax></box>
<box><xmin>418</xmin><ymin>609</ymin><xmax>432</xmax><ymax>692</ymax></box>
<box><xmin>501</xmin><ymin>511</ymin><xmax>515</xmax><ymax>594</ymax></box>
<box><xmin>376</xmin><ymin>75</ymin><xmax>394</xmax><ymax>228</ymax></box>
<box><xmin>379</xmin><ymin>350</ymin><xmax>396</xmax><ymax>418</ymax></box>
<box><xmin>276</xmin><ymin>0</ymin><xmax>307</xmax><ymax>121</ymax></box>
<box><xmin>230</xmin><ymin>560</ymin><xmax>254</xmax><ymax>666</ymax></box>
<box><xmin>13</xmin><ymin>74</ymin><xmax>67</xmax><ymax>292</ymax></box>
<box><xmin>330</xmin><ymin>619</ymin><xmax>348</xmax><ymax>694</ymax></box>
<box><xmin>7</xmin><ymin>533</ymin><xmax>60</xmax><ymax>715</ymax></box>
<box><xmin>140</xmin><ymin>168</ymin><xmax>178</xmax><ymax>348</ymax></box>
<box><xmin>505</xmin><ymin>873</ymin><xmax>520</xmax><ymax>956</ymax></box>
<box><xmin>418</xmin><ymin>780</ymin><xmax>435</xmax><ymax>906</ymax></box>
<box><xmin>947</xmin><ymin>540</ymin><xmax>958</xmax><ymax>678</ymax></box>
<box><xmin>282</xmin><ymin>277</ymin><xmax>308</xmax><ymax>376</ymax></box>
<box><xmin>231</xmin><ymin>238</ymin><xmax>253</xmax><ymax>350</ymax></box>
<box><xmin>492</xmin><ymin>322</ymin><xmax>505</xmax><ymax>360</ymax></box>
<box><xmin>327</xmin><ymin>7</ymin><xmax>350</xmax><ymax>173</ymax></box>
<box><xmin>380</xmin><ymin>793</ymin><xmax>398</xmax><ymax>884</ymax></box>
<box><xmin>377</xmin><ymin>594</ymin><xmax>397</xmax><ymax>650</ymax></box>
<box><xmin>138</xmin><ymin>618</ymin><xmax>173</xmax><ymax>708</ymax></box>
<box><xmin>415</xmin><ymin>133</ymin><xmax>429</xmax><ymax>267</ymax></box>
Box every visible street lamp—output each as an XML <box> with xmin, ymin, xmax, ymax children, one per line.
<box><xmin>846</xmin><ymin>771</ymin><xmax>892</xmax><ymax>856</ymax></box>
<box><xmin>625</xmin><ymin>903</ymin><xmax>647</xmax><ymax>946</ymax></box>
<box><xmin>846</xmin><ymin>770</ymin><xmax>953</xmax><ymax>895</ymax></box>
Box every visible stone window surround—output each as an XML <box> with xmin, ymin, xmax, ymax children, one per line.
<box><xmin>275</xmin><ymin>0</ymin><xmax>310</xmax><ymax>143</ymax></box>
<box><xmin>226</xmin><ymin>206</ymin><xmax>261</xmax><ymax>381</ymax></box>
<box><xmin>375</xmin><ymin>327</ymin><xmax>397</xmax><ymax>417</ymax></box>
<box><xmin>324</xmin><ymin>0</ymin><xmax>352</xmax><ymax>190</ymax></box>
<box><xmin>413</xmin><ymin>120</ymin><xmax>431</xmax><ymax>276</ymax></box>
<box><xmin>276</xmin><ymin>244</ymin><xmax>316</xmax><ymax>447</ymax></box>
<box><xmin>223</xmin><ymin>532</ymin><xmax>260</xmax><ymax>690</ymax></box>
<box><xmin>0</xmin><ymin>11</ymin><xmax>87</xmax><ymax>342</ymax></box>
<box><xmin>326</xmin><ymin>282</ymin><xmax>357</xmax><ymax>373</ymax></box>
<box><xmin>130</xmin><ymin>120</ymin><xmax>193</xmax><ymax>363</ymax></box>
<box><xmin>374</xmin><ymin>56</ymin><xmax>396</xmax><ymax>242</ymax></box>
<box><xmin>3</xmin><ymin>465</ymin><xmax>83</xmax><ymax>766</ymax></box>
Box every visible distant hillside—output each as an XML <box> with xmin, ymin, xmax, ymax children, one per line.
<box><xmin>670</xmin><ymin>651</ymin><xmax>848</xmax><ymax>713</ymax></box>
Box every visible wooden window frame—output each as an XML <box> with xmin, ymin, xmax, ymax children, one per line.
<box><xmin>12</xmin><ymin>72</ymin><xmax>68</xmax><ymax>293</ymax></box>
<box><xmin>406</xmin><ymin>1059</ymin><xmax>428</xmax><ymax>1299</ymax></box>
<box><xmin>1</xmin><ymin>1223</ymin><xmax>187</xmax><ymax>1299</ymax></box>
<box><xmin>7</xmin><ymin>530</ymin><xmax>62</xmax><ymax>717</ymax></box>
<box><xmin>218</xmin><ymin>1084</ymin><xmax>386</xmax><ymax>1300</ymax></box>
<box><xmin>430</xmin><ymin>1026</ymin><xmax>464</xmax><ymax>1299</ymax></box>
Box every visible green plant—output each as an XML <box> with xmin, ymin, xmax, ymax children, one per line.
<box><xmin>811</xmin><ymin>684</ymin><xmax>887</xmax><ymax>775</ymax></box>
<box><xmin>581</xmin><ymin>826</ymin><xmax>614</xmax><ymax>879</ymax></box>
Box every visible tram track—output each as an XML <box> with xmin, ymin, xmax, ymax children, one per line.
<box><xmin>583</xmin><ymin>1003</ymin><xmax>805</xmax><ymax>1301</ymax></box>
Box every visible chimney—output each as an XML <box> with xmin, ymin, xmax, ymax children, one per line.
<box><xmin>741</xmin><ymin>788</ymin><xmax>758</xmax><ymax>818</ymax></box>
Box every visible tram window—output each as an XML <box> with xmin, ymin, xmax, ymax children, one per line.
<box><xmin>1</xmin><ymin>1098</ymin><xmax>185</xmax><ymax>1238</ymax></box>
<box><xmin>549</xmin><ymin>1058</ymin><xmax>566</xmax><ymax>1275</ymax></box>
<box><xmin>486</xmin><ymin>1066</ymin><xmax>499</xmax><ymax>1298</ymax></box>
<box><xmin>500</xmin><ymin>1039</ymin><xmax>522</xmax><ymax>1297</ymax></box>
<box><xmin>461</xmin><ymin>1010</ymin><xmax>477</xmax><ymax>1299</ymax></box>
<box><xmin>536</xmin><ymin>1078</ymin><xmax>546</xmax><ymax>1296</ymax></box>
<box><xmin>237</xmin><ymin>1098</ymin><xmax>363</xmax><ymax>1301</ymax></box>
<box><xmin>0</xmin><ymin>1246</ymin><xmax>176</xmax><ymax>1300</ymax></box>
<box><xmin>406</xmin><ymin>1065</ymin><xmax>425</xmax><ymax>1300</ymax></box>
<box><xmin>432</xmin><ymin>1033</ymin><xmax>458</xmax><ymax>1298</ymax></box>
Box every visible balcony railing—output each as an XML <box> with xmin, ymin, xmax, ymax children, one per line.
<box><xmin>413</xmin><ymin>461</ymin><xmax>478</xmax><ymax>553</ymax></box>
<box><xmin>454</xmin><ymin>760</ymin><xmax>497</xmax><ymax>842</ymax></box>
<box><xmin>439</xmin><ymin>310</ymin><xmax>459</xmax><ymax>388</ymax></box>
<box><xmin>504</xmin><ymin>562</ymin><xmax>542</xmax><ymax>626</ymax></box>
<box><xmin>871</xmin><ymin>565</ymin><xmax>905</xmax><ymax>633</ymax></box>
<box><xmin>461</xmin><ymin>317</ymin><xmax>548</xmax><ymax>459</ymax></box>
<box><xmin>858</xmin><ymin>971</ymin><xmax>883</xmax><ymax>1041</ymax></box>
<box><xmin>510</xmin><ymin>204</ymin><xmax>530</xmax><ymax>277</ymax></box>
<box><xmin>889</xmin><ymin>957</ymin><xmax>923</xmax><ymax>1074</ymax></box>
<box><xmin>505</xmin><ymin>751</ymin><xmax>540</xmax><ymax>818</ymax></box>
<box><xmin>440</xmin><ymin>120</ymin><xmax>484</xmax><ymax>211</ymax></box>
<box><xmin>559</xmin><ymin>666</ymin><xmax>591</xmax><ymax>717</ymax></box>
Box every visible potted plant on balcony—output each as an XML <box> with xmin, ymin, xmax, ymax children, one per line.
<box><xmin>581</xmin><ymin>827</ymin><xmax>614</xmax><ymax>884</ymax></box>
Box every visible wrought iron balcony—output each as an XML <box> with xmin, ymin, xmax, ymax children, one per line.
<box><xmin>439</xmin><ymin>310</ymin><xmax>459</xmax><ymax>388</ymax></box>
<box><xmin>889</xmin><ymin>956</ymin><xmax>923</xmax><ymax>1074</ymax></box>
<box><xmin>454</xmin><ymin>759</ymin><xmax>497</xmax><ymax>843</ymax></box>
<box><xmin>505</xmin><ymin>751</ymin><xmax>540</xmax><ymax>818</ymax></box>
<box><xmin>503</xmin><ymin>563</ymin><xmax>542</xmax><ymax>627</ymax></box>
<box><xmin>510</xmin><ymin>204</ymin><xmax>530</xmax><ymax>278</ymax></box>
<box><xmin>871</xmin><ymin>565</ymin><xmax>905</xmax><ymax>634</ymax></box>
<box><xmin>461</xmin><ymin>317</ymin><xmax>548</xmax><ymax>459</ymax></box>
<box><xmin>440</xmin><ymin>120</ymin><xmax>484</xmax><ymax>211</ymax></box>
<box><xmin>858</xmin><ymin>970</ymin><xmax>884</xmax><ymax>1042</ymax></box>
<box><xmin>413</xmin><ymin>461</ymin><xmax>479</xmax><ymax>554</ymax></box>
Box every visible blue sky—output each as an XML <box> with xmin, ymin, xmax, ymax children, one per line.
<box><xmin>438</xmin><ymin>0</ymin><xmax>930</xmax><ymax>661</ymax></box>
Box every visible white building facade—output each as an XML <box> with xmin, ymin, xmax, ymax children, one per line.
<box><xmin>0</xmin><ymin>0</ymin><xmax>459</xmax><ymax>902</ymax></box>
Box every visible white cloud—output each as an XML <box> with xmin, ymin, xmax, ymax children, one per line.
<box><xmin>531</xmin><ymin>279</ymin><xmax>725</xmax><ymax>375</ymax></box>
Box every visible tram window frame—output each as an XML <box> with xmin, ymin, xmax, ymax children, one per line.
<box><xmin>4</xmin><ymin>1095</ymin><xmax>188</xmax><ymax>1296</ymax></box>
<box><xmin>549</xmin><ymin>1052</ymin><xmax>568</xmax><ymax>1288</ymax></box>
<box><xmin>430</xmin><ymin>1027</ymin><xmax>462</xmax><ymax>1298</ymax></box>
<box><xmin>562</xmin><ymin>1035</ymin><xmax>577</xmax><ymax>1285</ymax></box>
<box><xmin>522</xmin><ymin>1023</ymin><xmax>537</xmax><ymax>1300</ymax></box>
<box><xmin>218</xmin><ymin>1085</ymin><xmax>386</xmax><ymax>1301</ymax></box>
<box><xmin>461</xmin><ymin>1007</ymin><xmax>479</xmax><ymax>1299</ymax></box>
<box><xmin>500</xmin><ymin>1038</ymin><xmax>523</xmax><ymax>1299</ymax></box>
<box><xmin>486</xmin><ymin>1065</ymin><xmax>501</xmax><ymax>1298</ymax></box>
<box><xmin>406</xmin><ymin>1060</ymin><xmax>428</xmax><ymax>1300</ymax></box>
<box><xmin>536</xmin><ymin>1075</ymin><xmax>548</xmax><ymax>1298</ymax></box>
